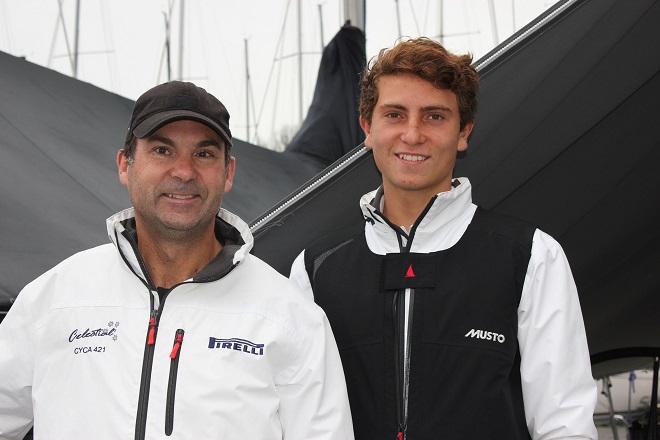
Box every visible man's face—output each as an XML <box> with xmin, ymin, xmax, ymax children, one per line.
<box><xmin>360</xmin><ymin>73</ymin><xmax>473</xmax><ymax>198</ymax></box>
<box><xmin>117</xmin><ymin>119</ymin><xmax>235</xmax><ymax>240</ymax></box>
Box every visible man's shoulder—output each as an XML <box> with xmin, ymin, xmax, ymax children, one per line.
<box><xmin>305</xmin><ymin>221</ymin><xmax>365</xmax><ymax>261</ymax></box>
<box><xmin>470</xmin><ymin>207</ymin><xmax>537</xmax><ymax>250</ymax></box>
<box><xmin>238</xmin><ymin>254</ymin><xmax>316</xmax><ymax>303</ymax></box>
<box><xmin>29</xmin><ymin>243</ymin><xmax>115</xmax><ymax>281</ymax></box>
<box><xmin>238</xmin><ymin>253</ymin><xmax>290</xmax><ymax>284</ymax></box>
<box><xmin>236</xmin><ymin>254</ymin><xmax>328</xmax><ymax>329</ymax></box>
<box><xmin>15</xmin><ymin>243</ymin><xmax>119</xmax><ymax>315</ymax></box>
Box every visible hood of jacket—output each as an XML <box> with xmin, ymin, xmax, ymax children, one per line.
<box><xmin>358</xmin><ymin>177</ymin><xmax>477</xmax><ymax>254</ymax></box>
<box><xmin>106</xmin><ymin>207</ymin><xmax>254</xmax><ymax>286</ymax></box>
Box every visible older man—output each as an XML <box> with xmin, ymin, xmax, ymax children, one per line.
<box><xmin>0</xmin><ymin>81</ymin><xmax>353</xmax><ymax>440</ymax></box>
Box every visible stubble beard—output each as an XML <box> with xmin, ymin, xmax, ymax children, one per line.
<box><xmin>134</xmin><ymin>193</ymin><xmax>222</xmax><ymax>244</ymax></box>
<box><xmin>152</xmin><ymin>211</ymin><xmax>214</xmax><ymax>241</ymax></box>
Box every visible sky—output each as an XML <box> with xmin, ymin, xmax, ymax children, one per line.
<box><xmin>0</xmin><ymin>0</ymin><xmax>558</xmax><ymax>150</ymax></box>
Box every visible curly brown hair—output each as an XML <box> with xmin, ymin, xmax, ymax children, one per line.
<box><xmin>359</xmin><ymin>38</ymin><xmax>479</xmax><ymax>129</ymax></box>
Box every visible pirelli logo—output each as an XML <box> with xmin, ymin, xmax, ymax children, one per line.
<box><xmin>208</xmin><ymin>337</ymin><xmax>264</xmax><ymax>356</ymax></box>
<box><xmin>464</xmin><ymin>328</ymin><xmax>506</xmax><ymax>344</ymax></box>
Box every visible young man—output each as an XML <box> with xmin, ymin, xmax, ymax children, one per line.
<box><xmin>0</xmin><ymin>81</ymin><xmax>354</xmax><ymax>440</ymax></box>
<box><xmin>290</xmin><ymin>39</ymin><xmax>597</xmax><ymax>439</ymax></box>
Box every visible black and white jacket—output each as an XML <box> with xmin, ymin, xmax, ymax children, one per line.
<box><xmin>290</xmin><ymin>177</ymin><xmax>597</xmax><ymax>440</ymax></box>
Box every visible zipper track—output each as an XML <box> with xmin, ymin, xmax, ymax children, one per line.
<box><xmin>250</xmin><ymin>145</ymin><xmax>369</xmax><ymax>233</ymax></box>
<box><xmin>393</xmin><ymin>290</ymin><xmax>407</xmax><ymax>438</ymax></box>
<box><xmin>474</xmin><ymin>0</ymin><xmax>579</xmax><ymax>72</ymax></box>
<box><xmin>134</xmin><ymin>294</ymin><xmax>157</xmax><ymax>440</ymax></box>
<box><xmin>165</xmin><ymin>329</ymin><xmax>185</xmax><ymax>436</ymax></box>
<box><xmin>392</xmin><ymin>196</ymin><xmax>435</xmax><ymax>439</ymax></box>
<box><xmin>134</xmin><ymin>291</ymin><xmax>170</xmax><ymax>440</ymax></box>
<box><xmin>403</xmin><ymin>290</ymin><xmax>414</xmax><ymax>437</ymax></box>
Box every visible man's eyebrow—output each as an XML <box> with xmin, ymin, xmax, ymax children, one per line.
<box><xmin>196</xmin><ymin>139</ymin><xmax>223</xmax><ymax>149</ymax></box>
<box><xmin>421</xmin><ymin>105</ymin><xmax>453</xmax><ymax>113</ymax></box>
<box><xmin>145</xmin><ymin>134</ymin><xmax>174</xmax><ymax>145</ymax></box>
<box><xmin>378</xmin><ymin>103</ymin><xmax>453</xmax><ymax>113</ymax></box>
<box><xmin>144</xmin><ymin>134</ymin><xmax>222</xmax><ymax>149</ymax></box>
<box><xmin>379</xmin><ymin>103</ymin><xmax>407</xmax><ymax>111</ymax></box>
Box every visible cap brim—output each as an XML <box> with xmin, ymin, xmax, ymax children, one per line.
<box><xmin>132</xmin><ymin>110</ymin><xmax>232</xmax><ymax>146</ymax></box>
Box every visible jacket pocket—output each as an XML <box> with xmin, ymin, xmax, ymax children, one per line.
<box><xmin>165</xmin><ymin>329</ymin><xmax>185</xmax><ymax>436</ymax></box>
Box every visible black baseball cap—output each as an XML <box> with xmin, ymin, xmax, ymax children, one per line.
<box><xmin>125</xmin><ymin>81</ymin><xmax>232</xmax><ymax>147</ymax></box>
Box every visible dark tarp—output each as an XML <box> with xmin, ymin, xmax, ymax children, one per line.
<box><xmin>0</xmin><ymin>54</ymin><xmax>131</xmax><ymax>310</ymax></box>
<box><xmin>0</xmin><ymin>55</ymin><xmax>333</xmax><ymax>309</ymax></box>
<box><xmin>0</xmin><ymin>22</ymin><xmax>366</xmax><ymax>309</ymax></box>
<box><xmin>286</xmin><ymin>25</ymin><xmax>366</xmax><ymax>167</ymax></box>
<box><xmin>251</xmin><ymin>0</ymin><xmax>660</xmax><ymax>376</ymax></box>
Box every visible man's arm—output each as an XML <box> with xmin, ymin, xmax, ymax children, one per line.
<box><xmin>289</xmin><ymin>250</ymin><xmax>314</xmax><ymax>300</ymax></box>
<box><xmin>518</xmin><ymin>230</ymin><xmax>598</xmax><ymax>440</ymax></box>
<box><xmin>274</xmin><ymin>298</ymin><xmax>354</xmax><ymax>440</ymax></box>
<box><xmin>0</xmin><ymin>289</ymin><xmax>36</xmax><ymax>439</ymax></box>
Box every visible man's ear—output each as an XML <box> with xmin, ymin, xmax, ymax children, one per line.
<box><xmin>223</xmin><ymin>156</ymin><xmax>236</xmax><ymax>193</ymax></box>
<box><xmin>359</xmin><ymin>115</ymin><xmax>372</xmax><ymax>149</ymax></box>
<box><xmin>457</xmin><ymin>121</ymin><xmax>474</xmax><ymax>152</ymax></box>
<box><xmin>117</xmin><ymin>150</ymin><xmax>129</xmax><ymax>186</ymax></box>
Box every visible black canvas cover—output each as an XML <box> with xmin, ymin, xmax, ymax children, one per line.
<box><xmin>286</xmin><ymin>25</ymin><xmax>366</xmax><ymax>167</ymax></box>
<box><xmin>0</xmin><ymin>53</ymin><xmax>131</xmax><ymax>310</ymax></box>
<box><xmin>0</xmin><ymin>22</ymin><xmax>368</xmax><ymax>310</ymax></box>
<box><xmin>251</xmin><ymin>0</ymin><xmax>660</xmax><ymax>376</ymax></box>
<box><xmin>0</xmin><ymin>54</ymin><xmax>319</xmax><ymax>309</ymax></box>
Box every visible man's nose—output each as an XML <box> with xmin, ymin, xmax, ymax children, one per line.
<box><xmin>170</xmin><ymin>154</ymin><xmax>196</xmax><ymax>181</ymax></box>
<box><xmin>400</xmin><ymin>120</ymin><xmax>425</xmax><ymax>145</ymax></box>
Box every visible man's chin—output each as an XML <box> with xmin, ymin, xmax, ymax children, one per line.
<box><xmin>155</xmin><ymin>215</ymin><xmax>211</xmax><ymax>237</ymax></box>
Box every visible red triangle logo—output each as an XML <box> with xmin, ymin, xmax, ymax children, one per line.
<box><xmin>405</xmin><ymin>264</ymin><xmax>416</xmax><ymax>278</ymax></box>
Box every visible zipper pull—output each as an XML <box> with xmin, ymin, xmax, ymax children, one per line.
<box><xmin>397</xmin><ymin>423</ymin><xmax>407</xmax><ymax>440</ymax></box>
<box><xmin>147</xmin><ymin>311</ymin><xmax>157</xmax><ymax>345</ymax></box>
<box><xmin>169</xmin><ymin>329</ymin><xmax>185</xmax><ymax>359</ymax></box>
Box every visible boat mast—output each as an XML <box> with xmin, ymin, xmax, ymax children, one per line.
<box><xmin>73</xmin><ymin>0</ymin><xmax>80</xmax><ymax>77</ymax></box>
<box><xmin>178</xmin><ymin>0</ymin><xmax>185</xmax><ymax>80</ymax></box>
<box><xmin>245</xmin><ymin>38</ymin><xmax>251</xmax><ymax>142</ymax></box>
<box><xmin>49</xmin><ymin>0</ymin><xmax>74</xmax><ymax>73</ymax></box>
<box><xmin>487</xmin><ymin>0</ymin><xmax>500</xmax><ymax>45</ymax></box>
<box><xmin>438</xmin><ymin>0</ymin><xmax>443</xmax><ymax>44</ymax></box>
<box><xmin>317</xmin><ymin>3</ymin><xmax>325</xmax><ymax>51</ymax></box>
<box><xmin>297</xmin><ymin>0</ymin><xmax>303</xmax><ymax>124</ymax></box>
<box><xmin>343</xmin><ymin>0</ymin><xmax>365</xmax><ymax>31</ymax></box>
<box><xmin>394</xmin><ymin>0</ymin><xmax>402</xmax><ymax>38</ymax></box>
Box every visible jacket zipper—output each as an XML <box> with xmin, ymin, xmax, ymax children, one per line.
<box><xmin>113</xmin><ymin>227</ymin><xmax>236</xmax><ymax>439</ymax></box>
<box><xmin>394</xmin><ymin>288</ymin><xmax>415</xmax><ymax>440</ymax></box>
<box><xmin>393</xmin><ymin>290</ymin><xmax>406</xmax><ymax>439</ymax></box>
<box><xmin>135</xmin><ymin>291</ymin><xmax>169</xmax><ymax>440</ymax></box>
<box><xmin>394</xmin><ymin>198</ymin><xmax>435</xmax><ymax>440</ymax></box>
<box><xmin>165</xmin><ymin>329</ymin><xmax>185</xmax><ymax>436</ymax></box>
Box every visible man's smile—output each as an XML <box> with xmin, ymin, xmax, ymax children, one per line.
<box><xmin>396</xmin><ymin>153</ymin><xmax>428</xmax><ymax>162</ymax></box>
<box><xmin>163</xmin><ymin>193</ymin><xmax>198</xmax><ymax>200</ymax></box>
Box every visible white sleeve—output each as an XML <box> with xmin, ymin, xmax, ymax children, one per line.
<box><xmin>289</xmin><ymin>250</ymin><xmax>315</xmax><ymax>301</ymax></box>
<box><xmin>0</xmin><ymin>289</ymin><xmax>35</xmax><ymax>439</ymax></box>
<box><xmin>518</xmin><ymin>229</ymin><xmax>598</xmax><ymax>440</ymax></box>
<box><xmin>275</xmin><ymin>304</ymin><xmax>355</xmax><ymax>440</ymax></box>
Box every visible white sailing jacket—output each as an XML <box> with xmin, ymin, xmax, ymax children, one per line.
<box><xmin>290</xmin><ymin>177</ymin><xmax>598</xmax><ymax>440</ymax></box>
<box><xmin>0</xmin><ymin>208</ymin><xmax>354</xmax><ymax>440</ymax></box>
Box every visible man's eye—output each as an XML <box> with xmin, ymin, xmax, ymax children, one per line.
<box><xmin>428</xmin><ymin>114</ymin><xmax>444</xmax><ymax>121</ymax></box>
<box><xmin>385</xmin><ymin>112</ymin><xmax>402</xmax><ymax>119</ymax></box>
<box><xmin>195</xmin><ymin>150</ymin><xmax>216</xmax><ymax>159</ymax></box>
<box><xmin>153</xmin><ymin>146</ymin><xmax>170</xmax><ymax>155</ymax></box>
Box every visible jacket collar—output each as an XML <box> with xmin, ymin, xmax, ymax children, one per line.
<box><xmin>106</xmin><ymin>207</ymin><xmax>253</xmax><ymax>285</ymax></box>
<box><xmin>359</xmin><ymin>177</ymin><xmax>476</xmax><ymax>254</ymax></box>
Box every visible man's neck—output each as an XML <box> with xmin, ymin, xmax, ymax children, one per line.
<box><xmin>136</xmin><ymin>223</ymin><xmax>222</xmax><ymax>289</ymax></box>
<box><xmin>381</xmin><ymin>183</ymin><xmax>450</xmax><ymax>229</ymax></box>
